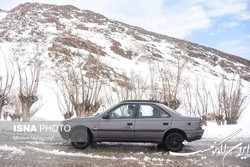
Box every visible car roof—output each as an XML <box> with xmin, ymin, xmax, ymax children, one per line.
<box><xmin>120</xmin><ymin>100</ymin><xmax>162</xmax><ymax>104</ymax></box>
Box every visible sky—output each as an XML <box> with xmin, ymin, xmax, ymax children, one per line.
<box><xmin>0</xmin><ymin>0</ymin><xmax>250</xmax><ymax>60</ymax></box>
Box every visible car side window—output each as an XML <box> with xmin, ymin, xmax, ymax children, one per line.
<box><xmin>160</xmin><ymin>109</ymin><xmax>171</xmax><ymax>118</ymax></box>
<box><xmin>138</xmin><ymin>104</ymin><xmax>170</xmax><ymax>118</ymax></box>
<box><xmin>109</xmin><ymin>104</ymin><xmax>137</xmax><ymax>119</ymax></box>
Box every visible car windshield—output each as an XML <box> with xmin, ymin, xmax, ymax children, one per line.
<box><xmin>94</xmin><ymin>103</ymin><xmax>121</xmax><ymax>116</ymax></box>
<box><xmin>93</xmin><ymin>110</ymin><xmax>106</xmax><ymax>116</ymax></box>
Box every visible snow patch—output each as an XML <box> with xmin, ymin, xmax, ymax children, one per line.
<box><xmin>0</xmin><ymin>12</ymin><xmax>7</xmax><ymax>20</ymax></box>
<box><xmin>143</xmin><ymin>156</ymin><xmax>151</xmax><ymax>161</ymax></box>
<box><xmin>152</xmin><ymin>157</ymin><xmax>165</xmax><ymax>162</ymax></box>
<box><xmin>26</xmin><ymin>146</ymin><xmax>118</xmax><ymax>159</ymax></box>
<box><xmin>23</xmin><ymin>146</ymin><xmax>139</xmax><ymax>161</ymax></box>
<box><xmin>122</xmin><ymin>156</ymin><xmax>138</xmax><ymax>161</ymax></box>
<box><xmin>0</xmin><ymin>145</ymin><xmax>25</xmax><ymax>155</ymax></box>
<box><xmin>202</xmin><ymin>122</ymin><xmax>250</xmax><ymax>139</ymax></box>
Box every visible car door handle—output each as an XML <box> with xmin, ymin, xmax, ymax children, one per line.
<box><xmin>163</xmin><ymin>122</ymin><xmax>169</xmax><ymax>125</ymax></box>
<box><xmin>127</xmin><ymin>123</ymin><xmax>133</xmax><ymax>126</ymax></box>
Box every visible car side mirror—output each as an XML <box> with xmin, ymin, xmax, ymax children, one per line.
<box><xmin>102</xmin><ymin>114</ymin><xmax>109</xmax><ymax>119</ymax></box>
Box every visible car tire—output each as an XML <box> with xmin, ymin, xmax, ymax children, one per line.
<box><xmin>70</xmin><ymin>129</ymin><xmax>91</xmax><ymax>149</ymax></box>
<box><xmin>164</xmin><ymin>132</ymin><xmax>184</xmax><ymax>152</ymax></box>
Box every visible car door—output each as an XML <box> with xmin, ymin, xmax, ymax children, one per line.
<box><xmin>135</xmin><ymin>104</ymin><xmax>172</xmax><ymax>139</ymax></box>
<box><xmin>98</xmin><ymin>103</ymin><xmax>137</xmax><ymax>139</ymax></box>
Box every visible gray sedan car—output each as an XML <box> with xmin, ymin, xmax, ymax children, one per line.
<box><xmin>59</xmin><ymin>100</ymin><xmax>204</xmax><ymax>152</ymax></box>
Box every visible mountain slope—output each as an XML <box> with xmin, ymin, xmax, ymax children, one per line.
<box><xmin>1</xmin><ymin>3</ymin><xmax>249</xmax><ymax>73</ymax></box>
<box><xmin>0</xmin><ymin>2</ymin><xmax>249</xmax><ymax>120</ymax></box>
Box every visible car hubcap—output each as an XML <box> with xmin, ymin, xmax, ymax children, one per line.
<box><xmin>75</xmin><ymin>134</ymin><xmax>85</xmax><ymax>143</ymax></box>
<box><xmin>170</xmin><ymin>138</ymin><xmax>179</xmax><ymax>147</ymax></box>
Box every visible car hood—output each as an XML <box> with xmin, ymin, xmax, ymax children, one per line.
<box><xmin>63</xmin><ymin>116</ymin><xmax>99</xmax><ymax>123</ymax></box>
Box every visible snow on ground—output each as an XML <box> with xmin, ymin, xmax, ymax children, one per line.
<box><xmin>203</xmin><ymin>122</ymin><xmax>250</xmax><ymax>140</ymax></box>
<box><xmin>25</xmin><ymin>146</ymin><xmax>118</xmax><ymax>160</ymax></box>
<box><xmin>24</xmin><ymin>146</ymin><xmax>147</xmax><ymax>162</ymax></box>
<box><xmin>0</xmin><ymin>11</ymin><xmax>7</xmax><ymax>20</ymax></box>
<box><xmin>202</xmin><ymin>104</ymin><xmax>250</xmax><ymax>140</ymax></box>
<box><xmin>0</xmin><ymin>145</ymin><xmax>25</xmax><ymax>155</ymax></box>
<box><xmin>121</xmin><ymin>156</ymin><xmax>138</xmax><ymax>161</ymax></box>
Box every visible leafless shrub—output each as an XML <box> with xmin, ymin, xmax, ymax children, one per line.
<box><xmin>217</xmin><ymin>77</ymin><xmax>249</xmax><ymax>125</ymax></box>
<box><xmin>183</xmin><ymin>78</ymin><xmax>210</xmax><ymax>125</ymax></box>
<box><xmin>210</xmin><ymin>91</ymin><xmax>225</xmax><ymax>125</ymax></box>
<box><xmin>207</xmin><ymin>113</ymin><xmax>216</xmax><ymax>121</ymax></box>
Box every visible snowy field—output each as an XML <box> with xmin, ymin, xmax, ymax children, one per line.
<box><xmin>0</xmin><ymin>139</ymin><xmax>249</xmax><ymax>166</ymax></box>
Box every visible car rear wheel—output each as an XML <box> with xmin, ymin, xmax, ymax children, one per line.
<box><xmin>164</xmin><ymin>132</ymin><xmax>184</xmax><ymax>152</ymax></box>
<box><xmin>70</xmin><ymin>129</ymin><xmax>91</xmax><ymax>149</ymax></box>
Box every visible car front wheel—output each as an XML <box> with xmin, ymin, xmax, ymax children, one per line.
<box><xmin>70</xmin><ymin>129</ymin><xmax>91</xmax><ymax>149</ymax></box>
<box><xmin>164</xmin><ymin>132</ymin><xmax>184</xmax><ymax>152</ymax></box>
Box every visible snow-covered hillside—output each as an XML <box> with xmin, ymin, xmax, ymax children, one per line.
<box><xmin>0</xmin><ymin>2</ymin><xmax>249</xmax><ymax>135</ymax></box>
<box><xmin>0</xmin><ymin>10</ymin><xmax>7</xmax><ymax>20</ymax></box>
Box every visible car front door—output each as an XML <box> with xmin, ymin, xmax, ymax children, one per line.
<box><xmin>135</xmin><ymin>104</ymin><xmax>172</xmax><ymax>139</ymax></box>
<box><xmin>98</xmin><ymin>103</ymin><xmax>137</xmax><ymax>139</ymax></box>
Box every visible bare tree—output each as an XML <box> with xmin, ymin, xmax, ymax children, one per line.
<box><xmin>210</xmin><ymin>91</ymin><xmax>225</xmax><ymax>125</ymax></box>
<box><xmin>151</xmin><ymin>54</ymin><xmax>187</xmax><ymax>110</ymax></box>
<box><xmin>110</xmin><ymin>72</ymin><xmax>132</xmax><ymax>102</ymax></box>
<box><xmin>17</xmin><ymin>60</ymin><xmax>41</xmax><ymax>121</ymax></box>
<box><xmin>149</xmin><ymin>65</ymin><xmax>159</xmax><ymax>101</ymax></box>
<box><xmin>183</xmin><ymin>77</ymin><xmax>221</xmax><ymax>126</ymax></box>
<box><xmin>110</xmin><ymin>70</ymin><xmax>149</xmax><ymax>103</ymax></box>
<box><xmin>57</xmin><ymin>54</ymin><xmax>103</xmax><ymax>118</ymax></box>
<box><xmin>103</xmin><ymin>84</ymin><xmax>118</xmax><ymax>108</ymax></box>
<box><xmin>218</xmin><ymin>77</ymin><xmax>249</xmax><ymax>125</ymax></box>
<box><xmin>55</xmin><ymin>85</ymin><xmax>74</xmax><ymax>119</ymax></box>
<box><xmin>2</xmin><ymin>92</ymin><xmax>21</xmax><ymax>121</ymax></box>
<box><xmin>0</xmin><ymin>50</ymin><xmax>14</xmax><ymax>119</ymax></box>
<box><xmin>183</xmin><ymin>81</ymin><xmax>198</xmax><ymax>117</ymax></box>
<box><xmin>129</xmin><ymin>71</ymin><xmax>149</xmax><ymax>99</ymax></box>
<box><xmin>195</xmin><ymin>78</ymin><xmax>210</xmax><ymax>126</ymax></box>
<box><xmin>183</xmin><ymin>77</ymin><xmax>210</xmax><ymax>126</ymax></box>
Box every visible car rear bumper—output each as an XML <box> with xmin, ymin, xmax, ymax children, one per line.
<box><xmin>185</xmin><ymin>129</ymin><xmax>204</xmax><ymax>142</ymax></box>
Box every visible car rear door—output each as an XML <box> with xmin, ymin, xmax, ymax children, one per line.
<box><xmin>98</xmin><ymin>103</ymin><xmax>137</xmax><ymax>139</ymax></box>
<box><xmin>134</xmin><ymin>104</ymin><xmax>172</xmax><ymax>139</ymax></box>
